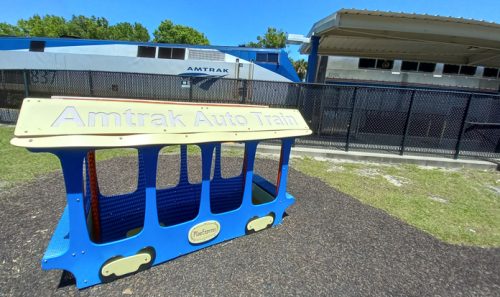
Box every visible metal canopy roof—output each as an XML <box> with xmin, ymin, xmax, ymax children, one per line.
<box><xmin>300</xmin><ymin>9</ymin><xmax>500</xmax><ymax>68</ymax></box>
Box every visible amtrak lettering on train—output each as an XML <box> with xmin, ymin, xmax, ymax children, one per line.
<box><xmin>0</xmin><ymin>37</ymin><xmax>300</xmax><ymax>82</ymax></box>
<box><xmin>186</xmin><ymin>67</ymin><xmax>229</xmax><ymax>73</ymax></box>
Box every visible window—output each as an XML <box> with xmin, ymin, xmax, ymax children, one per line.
<box><xmin>156</xmin><ymin>146</ymin><xmax>180</xmax><ymax>190</ymax></box>
<box><xmin>95</xmin><ymin>149</ymin><xmax>138</xmax><ymax>196</ymax></box>
<box><xmin>252</xmin><ymin>143</ymin><xmax>279</xmax><ymax>205</ymax></box>
<box><xmin>443</xmin><ymin>64</ymin><xmax>478</xmax><ymax>76</ymax></box>
<box><xmin>88</xmin><ymin>149</ymin><xmax>144</xmax><ymax>243</ymax></box>
<box><xmin>268</xmin><ymin>53</ymin><xmax>279</xmax><ymax>63</ymax></box>
<box><xmin>358</xmin><ymin>58</ymin><xmax>376</xmax><ymax>69</ymax></box>
<box><xmin>401</xmin><ymin>61</ymin><xmax>435</xmax><ymax>73</ymax></box>
<box><xmin>418</xmin><ymin>62</ymin><xmax>436</xmax><ymax>73</ymax></box>
<box><xmin>158</xmin><ymin>47</ymin><xmax>172</xmax><ymax>59</ymax></box>
<box><xmin>483</xmin><ymin>68</ymin><xmax>499</xmax><ymax>78</ymax></box>
<box><xmin>172</xmin><ymin>48</ymin><xmax>185</xmax><ymax>59</ymax></box>
<box><xmin>443</xmin><ymin>64</ymin><xmax>460</xmax><ymax>74</ymax></box>
<box><xmin>256</xmin><ymin>53</ymin><xmax>266</xmax><ymax>62</ymax></box>
<box><xmin>376</xmin><ymin>59</ymin><xmax>394</xmax><ymax>70</ymax></box>
<box><xmin>358</xmin><ymin>58</ymin><xmax>394</xmax><ymax>70</ymax></box>
<box><xmin>29</xmin><ymin>41</ymin><xmax>45</xmax><ymax>52</ymax></box>
<box><xmin>256</xmin><ymin>52</ymin><xmax>279</xmax><ymax>63</ymax></box>
<box><xmin>137</xmin><ymin>46</ymin><xmax>156</xmax><ymax>58</ymax></box>
<box><xmin>401</xmin><ymin>61</ymin><xmax>418</xmax><ymax>71</ymax></box>
<box><xmin>158</xmin><ymin>47</ymin><xmax>185</xmax><ymax>60</ymax></box>
<box><xmin>210</xmin><ymin>143</ymin><xmax>245</xmax><ymax>214</ymax></box>
<box><xmin>460</xmin><ymin>66</ymin><xmax>477</xmax><ymax>76</ymax></box>
<box><xmin>156</xmin><ymin>145</ymin><xmax>201</xmax><ymax>227</ymax></box>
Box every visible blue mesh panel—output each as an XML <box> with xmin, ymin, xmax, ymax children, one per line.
<box><xmin>209</xmin><ymin>144</ymin><xmax>245</xmax><ymax>214</ymax></box>
<box><xmin>156</xmin><ymin>145</ymin><xmax>203</xmax><ymax>226</ymax></box>
<box><xmin>209</xmin><ymin>144</ymin><xmax>244</xmax><ymax>214</ymax></box>
<box><xmin>98</xmin><ymin>189</ymin><xmax>146</xmax><ymax>242</ymax></box>
<box><xmin>83</xmin><ymin>158</ymin><xmax>91</xmax><ymax>219</ymax></box>
<box><xmin>210</xmin><ymin>176</ymin><xmax>244</xmax><ymax>214</ymax></box>
<box><xmin>156</xmin><ymin>183</ymin><xmax>201</xmax><ymax>226</ymax></box>
<box><xmin>97</xmin><ymin>152</ymin><xmax>146</xmax><ymax>243</ymax></box>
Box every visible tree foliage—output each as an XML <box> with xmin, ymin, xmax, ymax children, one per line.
<box><xmin>1</xmin><ymin>15</ymin><xmax>212</xmax><ymax>45</ymax></box>
<box><xmin>17</xmin><ymin>15</ymin><xmax>67</xmax><ymax>37</ymax></box>
<box><xmin>0</xmin><ymin>23</ymin><xmax>23</xmax><ymax>36</ymax></box>
<box><xmin>246</xmin><ymin>27</ymin><xmax>286</xmax><ymax>49</ymax></box>
<box><xmin>291</xmin><ymin>58</ymin><xmax>308</xmax><ymax>81</ymax></box>
<box><xmin>0</xmin><ymin>14</ymin><xmax>150</xmax><ymax>42</ymax></box>
<box><xmin>65</xmin><ymin>15</ymin><xmax>109</xmax><ymax>39</ymax></box>
<box><xmin>153</xmin><ymin>20</ymin><xmax>209</xmax><ymax>45</ymax></box>
<box><xmin>108</xmin><ymin>22</ymin><xmax>150</xmax><ymax>42</ymax></box>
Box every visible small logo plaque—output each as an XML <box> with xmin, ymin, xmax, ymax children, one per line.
<box><xmin>188</xmin><ymin>221</ymin><xmax>220</xmax><ymax>244</ymax></box>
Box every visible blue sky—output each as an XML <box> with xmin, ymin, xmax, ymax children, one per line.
<box><xmin>1</xmin><ymin>0</ymin><xmax>499</xmax><ymax>59</ymax></box>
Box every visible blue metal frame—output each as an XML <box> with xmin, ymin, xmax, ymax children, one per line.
<box><xmin>37</xmin><ymin>139</ymin><xmax>295</xmax><ymax>288</ymax></box>
<box><xmin>306</xmin><ymin>36</ymin><xmax>320</xmax><ymax>83</ymax></box>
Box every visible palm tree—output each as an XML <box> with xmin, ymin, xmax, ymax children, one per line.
<box><xmin>293</xmin><ymin>59</ymin><xmax>308</xmax><ymax>81</ymax></box>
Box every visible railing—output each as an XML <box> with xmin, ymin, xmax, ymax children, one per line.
<box><xmin>1</xmin><ymin>69</ymin><xmax>499</xmax><ymax>159</ymax></box>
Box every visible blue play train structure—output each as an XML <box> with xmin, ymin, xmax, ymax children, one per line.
<box><xmin>11</xmin><ymin>97</ymin><xmax>311</xmax><ymax>288</ymax></box>
<box><xmin>41</xmin><ymin>142</ymin><xmax>294</xmax><ymax>287</ymax></box>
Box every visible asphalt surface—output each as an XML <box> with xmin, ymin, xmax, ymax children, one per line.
<box><xmin>0</xmin><ymin>155</ymin><xmax>499</xmax><ymax>297</ymax></box>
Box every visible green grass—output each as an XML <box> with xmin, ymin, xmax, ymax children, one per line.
<box><xmin>0</xmin><ymin>126</ymin><xmax>144</xmax><ymax>186</ymax></box>
<box><xmin>0</xmin><ymin>126</ymin><xmax>220</xmax><ymax>187</ymax></box>
<box><xmin>1</xmin><ymin>126</ymin><xmax>60</xmax><ymax>186</ymax></box>
<box><xmin>2</xmin><ymin>125</ymin><xmax>499</xmax><ymax>246</ymax></box>
<box><xmin>292</xmin><ymin>157</ymin><xmax>500</xmax><ymax>247</ymax></box>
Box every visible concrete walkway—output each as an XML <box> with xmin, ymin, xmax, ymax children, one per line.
<box><xmin>227</xmin><ymin>143</ymin><xmax>499</xmax><ymax>170</ymax></box>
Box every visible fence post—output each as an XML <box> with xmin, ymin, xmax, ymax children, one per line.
<box><xmin>454</xmin><ymin>94</ymin><xmax>473</xmax><ymax>159</ymax></box>
<box><xmin>88</xmin><ymin>71</ymin><xmax>94</xmax><ymax>96</ymax></box>
<box><xmin>1</xmin><ymin>70</ymin><xmax>4</xmax><ymax>93</ymax></box>
<box><xmin>295</xmin><ymin>84</ymin><xmax>302</xmax><ymax>108</ymax></box>
<box><xmin>241</xmin><ymin>79</ymin><xmax>247</xmax><ymax>104</ymax></box>
<box><xmin>400</xmin><ymin>90</ymin><xmax>417</xmax><ymax>155</ymax></box>
<box><xmin>23</xmin><ymin>70</ymin><xmax>29</xmax><ymax>97</ymax></box>
<box><xmin>189</xmin><ymin>77</ymin><xmax>193</xmax><ymax>102</ymax></box>
<box><xmin>345</xmin><ymin>87</ymin><xmax>358</xmax><ymax>152</ymax></box>
<box><xmin>317</xmin><ymin>89</ymin><xmax>325</xmax><ymax>136</ymax></box>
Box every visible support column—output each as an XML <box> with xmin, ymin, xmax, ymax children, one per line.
<box><xmin>454</xmin><ymin>94</ymin><xmax>474</xmax><ymax>159</ymax></box>
<box><xmin>306</xmin><ymin>35</ymin><xmax>320</xmax><ymax>83</ymax></box>
<box><xmin>213</xmin><ymin>144</ymin><xmax>222</xmax><ymax>180</ymax></box>
<box><xmin>276</xmin><ymin>138</ymin><xmax>293</xmax><ymax>199</ymax></box>
<box><xmin>241</xmin><ymin>141</ymin><xmax>258</xmax><ymax>208</ymax></box>
<box><xmin>56</xmin><ymin>150</ymin><xmax>91</xmax><ymax>246</ymax></box>
<box><xmin>140</xmin><ymin>146</ymin><xmax>161</xmax><ymax>231</ymax></box>
<box><xmin>198</xmin><ymin>144</ymin><xmax>216</xmax><ymax>216</ymax></box>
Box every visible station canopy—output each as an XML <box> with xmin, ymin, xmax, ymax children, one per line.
<box><xmin>300</xmin><ymin>9</ymin><xmax>500</xmax><ymax>68</ymax></box>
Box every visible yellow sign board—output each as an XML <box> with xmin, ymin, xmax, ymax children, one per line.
<box><xmin>11</xmin><ymin>98</ymin><xmax>312</xmax><ymax>148</ymax></box>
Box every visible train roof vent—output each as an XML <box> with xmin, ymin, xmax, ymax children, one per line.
<box><xmin>188</xmin><ymin>49</ymin><xmax>225</xmax><ymax>61</ymax></box>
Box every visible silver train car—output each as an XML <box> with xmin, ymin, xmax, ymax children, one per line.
<box><xmin>315</xmin><ymin>56</ymin><xmax>500</xmax><ymax>93</ymax></box>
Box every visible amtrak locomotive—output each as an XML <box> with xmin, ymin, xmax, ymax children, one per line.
<box><xmin>0</xmin><ymin>37</ymin><xmax>299</xmax><ymax>82</ymax></box>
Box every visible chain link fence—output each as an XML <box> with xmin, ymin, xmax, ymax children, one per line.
<box><xmin>1</xmin><ymin>69</ymin><xmax>499</xmax><ymax>159</ymax></box>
